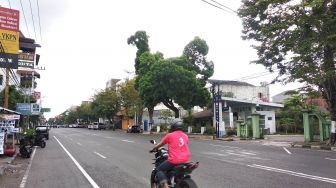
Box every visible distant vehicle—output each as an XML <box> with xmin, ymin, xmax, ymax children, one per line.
<box><xmin>35</xmin><ymin>126</ymin><xmax>49</xmax><ymax>140</ymax></box>
<box><xmin>93</xmin><ymin>122</ymin><xmax>99</xmax><ymax>130</ymax></box>
<box><xmin>127</xmin><ymin>125</ymin><xmax>143</xmax><ymax>133</ymax></box>
<box><xmin>88</xmin><ymin>123</ymin><xmax>94</xmax><ymax>130</ymax></box>
<box><xmin>98</xmin><ymin>123</ymin><xmax>106</xmax><ymax>130</ymax></box>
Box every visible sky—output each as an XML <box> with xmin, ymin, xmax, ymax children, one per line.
<box><xmin>1</xmin><ymin>0</ymin><xmax>301</xmax><ymax>119</ymax></box>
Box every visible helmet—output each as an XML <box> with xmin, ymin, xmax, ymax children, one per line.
<box><xmin>170</xmin><ymin>118</ymin><xmax>183</xmax><ymax>132</ymax></box>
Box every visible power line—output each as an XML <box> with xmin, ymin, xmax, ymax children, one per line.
<box><xmin>209</xmin><ymin>0</ymin><xmax>238</xmax><ymax>14</ymax></box>
<box><xmin>20</xmin><ymin>0</ymin><xmax>31</xmax><ymax>37</ymax></box>
<box><xmin>200</xmin><ymin>0</ymin><xmax>236</xmax><ymax>15</ymax></box>
<box><xmin>36</xmin><ymin>0</ymin><xmax>43</xmax><ymax>42</ymax></box>
<box><xmin>28</xmin><ymin>0</ymin><xmax>38</xmax><ymax>40</ymax></box>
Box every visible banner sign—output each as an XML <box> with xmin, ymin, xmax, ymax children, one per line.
<box><xmin>0</xmin><ymin>52</ymin><xmax>18</xmax><ymax>68</ymax></box>
<box><xmin>34</xmin><ymin>91</ymin><xmax>41</xmax><ymax>100</ymax></box>
<box><xmin>18</xmin><ymin>52</ymin><xmax>34</xmax><ymax>68</ymax></box>
<box><xmin>0</xmin><ymin>7</ymin><xmax>20</xmax><ymax>31</ymax></box>
<box><xmin>16</xmin><ymin>103</ymin><xmax>41</xmax><ymax>115</ymax></box>
<box><xmin>0</xmin><ymin>30</ymin><xmax>19</xmax><ymax>54</ymax></box>
<box><xmin>19</xmin><ymin>53</ymin><xmax>35</xmax><ymax>61</ymax></box>
<box><xmin>18</xmin><ymin>60</ymin><xmax>34</xmax><ymax>68</ymax></box>
<box><xmin>0</xmin><ymin>132</ymin><xmax>4</xmax><ymax>154</ymax></box>
<box><xmin>31</xmin><ymin>103</ymin><xmax>40</xmax><ymax>115</ymax></box>
<box><xmin>0</xmin><ymin>7</ymin><xmax>19</xmax><ymax>69</ymax></box>
<box><xmin>0</xmin><ymin>114</ymin><xmax>20</xmax><ymax>120</ymax></box>
<box><xmin>16</xmin><ymin>103</ymin><xmax>31</xmax><ymax>115</ymax></box>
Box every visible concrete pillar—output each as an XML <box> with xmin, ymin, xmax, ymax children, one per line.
<box><xmin>303</xmin><ymin>111</ymin><xmax>311</xmax><ymax>142</ymax></box>
<box><xmin>251</xmin><ymin>113</ymin><xmax>260</xmax><ymax>139</ymax></box>
<box><xmin>318</xmin><ymin>118</ymin><xmax>324</xmax><ymax>142</ymax></box>
<box><xmin>201</xmin><ymin>127</ymin><xmax>206</xmax><ymax>134</ymax></box>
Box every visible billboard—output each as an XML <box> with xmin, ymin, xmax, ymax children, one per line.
<box><xmin>0</xmin><ymin>7</ymin><xmax>19</xmax><ymax>69</ymax></box>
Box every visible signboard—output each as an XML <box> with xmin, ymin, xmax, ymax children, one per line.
<box><xmin>31</xmin><ymin>103</ymin><xmax>40</xmax><ymax>115</ymax></box>
<box><xmin>0</xmin><ymin>7</ymin><xmax>20</xmax><ymax>31</ymax></box>
<box><xmin>0</xmin><ymin>132</ymin><xmax>4</xmax><ymax>154</ymax></box>
<box><xmin>18</xmin><ymin>52</ymin><xmax>34</xmax><ymax>68</ymax></box>
<box><xmin>41</xmin><ymin>108</ymin><xmax>51</xmax><ymax>113</ymax></box>
<box><xmin>0</xmin><ymin>7</ymin><xmax>19</xmax><ymax>69</ymax></box>
<box><xmin>0</xmin><ymin>30</ymin><xmax>19</xmax><ymax>54</ymax></box>
<box><xmin>16</xmin><ymin>103</ymin><xmax>31</xmax><ymax>115</ymax></box>
<box><xmin>34</xmin><ymin>91</ymin><xmax>41</xmax><ymax>100</ymax></box>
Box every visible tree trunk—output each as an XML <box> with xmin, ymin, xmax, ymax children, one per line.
<box><xmin>321</xmin><ymin>76</ymin><xmax>336</xmax><ymax>145</ymax></box>
<box><xmin>148</xmin><ymin>106</ymin><xmax>154</xmax><ymax>125</ymax></box>
<box><xmin>163</xmin><ymin>99</ymin><xmax>179</xmax><ymax>118</ymax></box>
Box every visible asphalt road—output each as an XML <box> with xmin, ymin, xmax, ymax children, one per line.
<box><xmin>20</xmin><ymin>128</ymin><xmax>336</xmax><ymax>188</ymax></box>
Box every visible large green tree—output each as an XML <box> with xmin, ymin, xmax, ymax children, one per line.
<box><xmin>129</xmin><ymin>31</ymin><xmax>214</xmax><ymax>118</ymax></box>
<box><xmin>238</xmin><ymin>1</ymin><xmax>336</xmax><ymax>135</ymax></box>
<box><xmin>91</xmin><ymin>86</ymin><xmax>120</xmax><ymax>123</ymax></box>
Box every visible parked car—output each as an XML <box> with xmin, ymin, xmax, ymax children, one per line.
<box><xmin>35</xmin><ymin>126</ymin><xmax>49</xmax><ymax>140</ymax></box>
<box><xmin>127</xmin><ymin>125</ymin><xmax>143</xmax><ymax>133</ymax></box>
<box><xmin>88</xmin><ymin>124</ymin><xmax>94</xmax><ymax>130</ymax></box>
<box><xmin>98</xmin><ymin>123</ymin><xmax>106</xmax><ymax>130</ymax></box>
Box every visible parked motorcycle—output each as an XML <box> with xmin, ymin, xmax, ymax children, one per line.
<box><xmin>149</xmin><ymin>140</ymin><xmax>199</xmax><ymax>188</ymax></box>
<box><xmin>19</xmin><ymin>137</ymin><xmax>33</xmax><ymax>158</ymax></box>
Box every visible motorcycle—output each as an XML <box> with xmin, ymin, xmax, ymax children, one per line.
<box><xmin>19</xmin><ymin>137</ymin><xmax>33</xmax><ymax>158</ymax></box>
<box><xmin>149</xmin><ymin>140</ymin><xmax>199</xmax><ymax>188</ymax></box>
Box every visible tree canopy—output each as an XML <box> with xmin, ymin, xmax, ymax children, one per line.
<box><xmin>128</xmin><ymin>31</ymin><xmax>214</xmax><ymax>118</ymax></box>
<box><xmin>239</xmin><ymin>0</ymin><xmax>336</xmax><ymax>119</ymax></box>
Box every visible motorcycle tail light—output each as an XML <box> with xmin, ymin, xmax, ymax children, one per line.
<box><xmin>188</xmin><ymin>162</ymin><xmax>199</xmax><ymax>170</ymax></box>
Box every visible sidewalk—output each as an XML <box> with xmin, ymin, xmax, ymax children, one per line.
<box><xmin>0</xmin><ymin>151</ymin><xmax>18</xmax><ymax>177</ymax></box>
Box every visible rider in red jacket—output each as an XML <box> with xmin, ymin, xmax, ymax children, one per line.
<box><xmin>150</xmin><ymin>119</ymin><xmax>190</xmax><ymax>188</ymax></box>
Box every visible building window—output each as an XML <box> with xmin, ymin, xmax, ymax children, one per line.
<box><xmin>268</xmin><ymin>117</ymin><xmax>272</xmax><ymax>120</ymax></box>
<box><xmin>0</xmin><ymin>75</ymin><xmax>3</xmax><ymax>85</ymax></box>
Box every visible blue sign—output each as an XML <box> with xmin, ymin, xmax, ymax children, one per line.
<box><xmin>16</xmin><ymin>103</ymin><xmax>31</xmax><ymax>115</ymax></box>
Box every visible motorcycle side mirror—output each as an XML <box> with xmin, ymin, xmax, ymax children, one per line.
<box><xmin>150</xmin><ymin>140</ymin><xmax>156</xmax><ymax>144</ymax></box>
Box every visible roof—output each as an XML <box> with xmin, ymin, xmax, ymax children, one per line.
<box><xmin>221</xmin><ymin>97</ymin><xmax>284</xmax><ymax>108</ymax></box>
<box><xmin>193</xmin><ymin>109</ymin><xmax>213</xmax><ymax>119</ymax></box>
<box><xmin>17</xmin><ymin>70</ymin><xmax>40</xmax><ymax>79</ymax></box>
<box><xmin>208</xmin><ymin>79</ymin><xmax>255</xmax><ymax>87</ymax></box>
<box><xmin>0</xmin><ymin>107</ymin><xmax>21</xmax><ymax>115</ymax></box>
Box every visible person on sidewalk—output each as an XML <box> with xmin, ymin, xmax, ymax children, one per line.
<box><xmin>149</xmin><ymin>118</ymin><xmax>190</xmax><ymax>188</ymax></box>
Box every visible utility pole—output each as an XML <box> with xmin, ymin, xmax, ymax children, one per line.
<box><xmin>4</xmin><ymin>68</ymin><xmax>9</xmax><ymax>109</ymax></box>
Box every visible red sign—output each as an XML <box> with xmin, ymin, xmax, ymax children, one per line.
<box><xmin>0</xmin><ymin>7</ymin><xmax>19</xmax><ymax>32</ymax></box>
<box><xmin>34</xmin><ymin>92</ymin><xmax>41</xmax><ymax>100</ymax></box>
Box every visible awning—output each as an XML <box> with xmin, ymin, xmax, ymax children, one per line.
<box><xmin>17</xmin><ymin>70</ymin><xmax>40</xmax><ymax>79</ymax></box>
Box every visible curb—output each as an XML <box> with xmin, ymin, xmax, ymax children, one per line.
<box><xmin>0</xmin><ymin>152</ymin><xmax>18</xmax><ymax>177</ymax></box>
<box><xmin>291</xmin><ymin>144</ymin><xmax>336</xmax><ymax>152</ymax></box>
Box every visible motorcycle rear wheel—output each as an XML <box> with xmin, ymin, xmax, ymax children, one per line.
<box><xmin>41</xmin><ymin>141</ymin><xmax>46</xmax><ymax>148</ymax></box>
<box><xmin>176</xmin><ymin>178</ymin><xmax>197</xmax><ymax>188</ymax></box>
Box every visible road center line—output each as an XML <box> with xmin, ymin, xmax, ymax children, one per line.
<box><xmin>54</xmin><ymin>136</ymin><xmax>100</xmax><ymax>188</ymax></box>
<box><xmin>122</xmin><ymin>139</ymin><xmax>134</xmax><ymax>143</ymax></box>
<box><xmin>248</xmin><ymin>164</ymin><xmax>336</xmax><ymax>184</ymax></box>
<box><xmin>94</xmin><ymin>152</ymin><xmax>107</xmax><ymax>159</ymax></box>
<box><xmin>283</xmin><ymin>147</ymin><xmax>292</xmax><ymax>154</ymax></box>
<box><xmin>77</xmin><ymin>142</ymin><xmax>82</xmax><ymax>146</ymax></box>
<box><xmin>325</xmin><ymin>158</ymin><xmax>336</xmax><ymax>161</ymax></box>
<box><xmin>19</xmin><ymin>147</ymin><xmax>36</xmax><ymax>188</ymax></box>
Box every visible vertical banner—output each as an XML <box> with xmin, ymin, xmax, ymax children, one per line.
<box><xmin>0</xmin><ymin>132</ymin><xmax>4</xmax><ymax>154</ymax></box>
<box><xmin>0</xmin><ymin>7</ymin><xmax>20</xmax><ymax>69</ymax></box>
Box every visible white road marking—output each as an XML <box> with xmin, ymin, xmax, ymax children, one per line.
<box><xmin>325</xmin><ymin>158</ymin><xmax>336</xmax><ymax>161</ymax></box>
<box><xmin>248</xmin><ymin>164</ymin><xmax>336</xmax><ymax>184</ymax></box>
<box><xmin>283</xmin><ymin>147</ymin><xmax>292</xmax><ymax>154</ymax></box>
<box><xmin>93</xmin><ymin>134</ymin><xmax>98</xmax><ymax>136</ymax></box>
<box><xmin>77</xmin><ymin>142</ymin><xmax>82</xmax><ymax>146</ymax></box>
<box><xmin>94</xmin><ymin>151</ymin><xmax>107</xmax><ymax>159</ymax></box>
<box><xmin>210</xmin><ymin>144</ymin><xmax>240</xmax><ymax>149</ymax></box>
<box><xmin>54</xmin><ymin>136</ymin><xmax>100</xmax><ymax>188</ymax></box>
<box><xmin>122</xmin><ymin>139</ymin><xmax>134</xmax><ymax>143</ymax></box>
<box><xmin>19</xmin><ymin>147</ymin><xmax>37</xmax><ymax>188</ymax></box>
